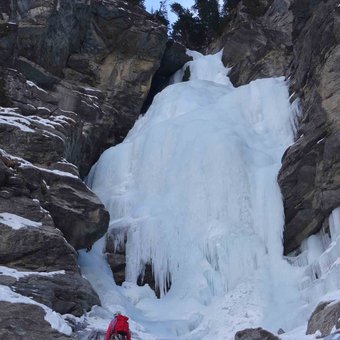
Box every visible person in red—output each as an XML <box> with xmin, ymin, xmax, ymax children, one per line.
<box><xmin>105</xmin><ymin>312</ymin><xmax>131</xmax><ymax>340</ymax></box>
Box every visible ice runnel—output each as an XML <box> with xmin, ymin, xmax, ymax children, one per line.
<box><xmin>84</xmin><ymin>51</ymin><xmax>308</xmax><ymax>338</ymax></box>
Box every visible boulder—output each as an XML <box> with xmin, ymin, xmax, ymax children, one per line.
<box><xmin>0</xmin><ymin>301</ymin><xmax>72</xmax><ymax>340</ymax></box>
<box><xmin>10</xmin><ymin>272</ymin><xmax>100</xmax><ymax>317</ymax></box>
<box><xmin>235</xmin><ymin>327</ymin><xmax>279</xmax><ymax>340</ymax></box>
<box><xmin>0</xmin><ymin>222</ymin><xmax>77</xmax><ymax>272</ymax></box>
<box><xmin>0</xmin><ymin>149</ymin><xmax>109</xmax><ymax>251</ymax></box>
<box><xmin>306</xmin><ymin>300</ymin><xmax>340</xmax><ymax>338</ymax></box>
<box><xmin>31</xmin><ymin>167</ymin><xmax>109</xmax><ymax>250</ymax></box>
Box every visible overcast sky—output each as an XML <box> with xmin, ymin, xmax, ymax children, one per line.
<box><xmin>145</xmin><ymin>0</ymin><xmax>195</xmax><ymax>24</ymax></box>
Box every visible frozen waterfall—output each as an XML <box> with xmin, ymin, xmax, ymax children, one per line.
<box><xmin>79</xmin><ymin>51</ymin><xmax>338</xmax><ymax>339</ymax></box>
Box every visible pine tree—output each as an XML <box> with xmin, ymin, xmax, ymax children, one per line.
<box><xmin>153</xmin><ymin>0</ymin><xmax>169</xmax><ymax>28</ymax></box>
<box><xmin>170</xmin><ymin>2</ymin><xmax>205</xmax><ymax>50</ymax></box>
<box><xmin>193</xmin><ymin>0</ymin><xmax>220</xmax><ymax>39</ymax></box>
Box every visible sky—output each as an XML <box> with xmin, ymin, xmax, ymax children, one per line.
<box><xmin>145</xmin><ymin>0</ymin><xmax>194</xmax><ymax>24</ymax></box>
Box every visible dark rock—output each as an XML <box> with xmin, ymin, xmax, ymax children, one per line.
<box><xmin>307</xmin><ymin>300</ymin><xmax>340</xmax><ymax>338</ymax></box>
<box><xmin>16</xmin><ymin>57</ymin><xmax>60</xmax><ymax>89</ymax></box>
<box><xmin>0</xmin><ymin>191</ymin><xmax>101</xmax><ymax>316</ymax></box>
<box><xmin>0</xmin><ymin>301</ymin><xmax>72</xmax><ymax>340</ymax></box>
<box><xmin>0</xmin><ymin>22</ymin><xmax>17</xmax><ymax>64</ymax></box>
<box><xmin>242</xmin><ymin>0</ymin><xmax>274</xmax><ymax>17</ymax></box>
<box><xmin>12</xmin><ymin>272</ymin><xmax>100</xmax><ymax>317</ymax></box>
<box><xmin>209</xmin><ymin>0</ymin><xmax>292</xmax><ymax>87</ymax></box>
<box><xmin>0</xmin><ymin>222</ymin><xmax>78</xmax><ymax>272</ymax></box>
<box><xmin>0</xmin><ymin>159</ymin><xmax>10</xmax><ymax>185</ymax></box>
<box><xmin>42</xmin><ymin>173</ymin><xmax>110</xmax><ymax>250</ymax></box>
<box><xmin>0</xmin><ymin>109</ymin><xmax>65</xmax><ymax>165</ymax></box>
<box><xmin>157</xmin><ymin>41</ymin><xmax>192</xmax><ymax>77</ymax></box>
<box><xmin>279</xmin><ymin>0</ymin><xmax>340</xmax><ymax>253</ymax></box>
<box><xmin>182</xmin><ymin>66</ymin><xmax>191</xmax><ymax>82</ymax></box>
<box><xmin>142</xmin><ymin>40</ymin><xmax>192</xmax><ymax>112</ymax></box>
<box><xmin>106</xmin><ymin>252</ymin><xmax>126</xmax><ymax>286</ymax></box>
<box><xmin>2</xmin><ymin>0</ymin><xmax>168</xmax><ymax>173</ymax></box>
<box><xmin>234</xmin><ymin>327</ymin><xmax>280</xmax><ymax>340</ymax></box>
<box><xmin>0</xmin><ymin>150</ymin><xmax>109</xmax><ymax>251</ymax></box>
<box><xmin>105</xmin><ymin>231</ymin><xmax>127</xmax><ymax>286</ymax></box>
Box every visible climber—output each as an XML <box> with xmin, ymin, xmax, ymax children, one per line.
<box><xmin>105</xmin><ymin>312</ymin><xmax>131</xmax><ymax>340</ymax></box>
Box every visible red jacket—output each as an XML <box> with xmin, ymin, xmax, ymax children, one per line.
<box><xmin>105</xmin><ymin>315</ymin><xmax>131</xmax><ymax>340</ymax></box>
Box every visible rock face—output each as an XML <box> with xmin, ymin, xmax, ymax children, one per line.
<box><xmin>234</xmin><ymin>327</ymin><xmax>280</xmax><ymax>340</ymax></box>
<box><xmin>0</xmin><ymin>301</ymin><xmax>72</xmax><ymax>340</ymax></box>
<box><xmin>1</xmin><ymin>0</ymin><xmax>167</xmax><ymax>176</ymax></box>
<box><xmin>278</xmin><ymin>0</ymin><xmax>340</xmax><ymax>254</ymax></box>
<box><xmin>210</xmin><ymin>0</ymin><xmax>340</xmax><ymax>254</ymax></box>
<box><xmin>0</xmin><ymin>272</ymin><xmax>100</xmax><ymax>317</ymax></box>
<box><xmin>142</xmin><ymin>40</ymin><xmax>192</xmax><ymax>113</ymax></box>
<box><xmin>0</xmin><ymin>0</ymin><xmax>167</xmax><ymax>337</ymax></box>
<box><xmin>307</xmin><ymin>300</ymin><xmax>340</xmax><ymax>338</ymax></box>
<box><xmin>210</xmin><ymin>0</ymin><xmax>292</xmax><ymax>86</ymax></box>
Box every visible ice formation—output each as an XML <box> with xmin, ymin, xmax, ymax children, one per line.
<box><xmin>80</xmin><ymin>51</ymin><xmax>340</xmax><ymax>339</ymax></box>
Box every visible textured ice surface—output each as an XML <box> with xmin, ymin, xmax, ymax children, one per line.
<box><xmin>80</xmin><ymin>52</ymin><xmax>339</xmax><ymax>339</ymax></box>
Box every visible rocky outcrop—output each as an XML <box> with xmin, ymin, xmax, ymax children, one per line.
<box><xmin>142</xmin><ymin>40</ymin><xmax>192</xmax><ymax>112</ymax></box>
<box><xmin>0</xmin><ymin>0</ymin><xmax>167</xmax><ymax>336</ymax></box>
<box><xmin>105</xmin><ymin>231</ymin><xmax>127</xmax><ymax>286</ymax></box>
<box><xmin>209</xmin><ymin>0</ymin><xmax>293</xmax><ymax>86</ymax></box>
<box><xmin>6</xmin><ymin>273</ymin><xmax>99</xmax><ymax>316</ymax></box>
<box><xmin>1</xmin><ymin>0</ymin><xmax>167</xmax><ymax>175</ymax></box>
<box><xmin>278</xmin><ymin>0</ymin><xmax>340</xmax><ymax>254</ymax></box>
<box><xmin>306</xmin><ymin>300</ymin><xmax>340</xmax><ymax>338</ymax></box>
<box><xmin>234</xmin><ymin>327</ymin><xmax>280</xmax><ymax>340</ymax></box>
<box><xmin>210</xmin><ymin>0</ymin><xmax>340</xmax><ymax>254</ymax></box>
<box><xmin>0</xmin><ymin>301</ymin><xmax>72</xmax><ymax>340</ymax></box>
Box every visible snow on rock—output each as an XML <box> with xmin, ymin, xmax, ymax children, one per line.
<box><xmin>0</xmin><ymin>213</ymin><xmax>42</xmax><ymax>230</ymax></box>
<box><xmin>0</xmin><ymin>266</ymin><xmax>65</xmax><ymax>280</ymax></box>
<box><xmin>26</xmin><ymin>80</ymin><xmax>47</xmax><ymax>93</ymax></box>
<box><xmin>0</xmin><ymin>285</ymin><xmax>72</xmax><ymax>335</ymax></box>
<box><xmin>0</xmin><ymin>107</ymin><xmax>35</xmax><ymax>133</ymax></box>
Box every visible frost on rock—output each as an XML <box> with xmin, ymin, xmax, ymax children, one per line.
<box><xmin>80</xmin><ymin>51</ymin><xmax>339</xmax><ymax>339</ymax></box>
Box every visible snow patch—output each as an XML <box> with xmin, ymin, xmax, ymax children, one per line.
<box><xmin>26</xmin><ymin>80</ymin><xmax>47</xmax><ymax>93</ymax></box>
<box><xmin>0</xmin><ymin>213</ymin><xmax>42</xmax><ymax>230</ymax></box>
<box><xmin>0</xmin><ymin>266</ymin><xmax>65</xmax><ymax>280</ymax></box>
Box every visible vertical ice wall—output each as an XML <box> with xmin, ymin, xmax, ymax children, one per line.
<box><xmin>85</xmin><ymin>51</ymin><xmax>306</xmax><ymax>337</ymax></box>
